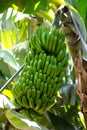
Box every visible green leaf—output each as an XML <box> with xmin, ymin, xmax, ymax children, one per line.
<box><xmin>59</xmin><ymin>84</ymin><xmax>77</xmax><ymax>105</ymax></box>
<box><xmin>0</xmin><ymin>94</ymin><xmax>15</xmax><ymax>109</ymax></box>
<box><xmin>64</xmin><ymin>0</ymin><xmax>77</xmax><ymax>9</ymax></box>
<box><xmin>13</xmin><ymin>0</ymin><xmax>49</xmax><ymax>14</ymax></box>
<box><xmin>1</xmin><ymin>9</ymin><xmax>16</xmax><ymax>31</ymax></box>
<box><xmin>48</xmin><ymin>112</ymin><xmax>76</xmax><ymax>130</ymax></box>
<box><xmin>0</xmin><ymin>71</ymin><xmax>6</xmax><ymax>88</ymax></box>
<box><xmin>6</xmin><ymin>110</ymin><xmax>48</xmax><ymax>130</ymax></box>
<box><xmin>0</xmin><ymin>50</ymin><xmax>19</xmax><ymax>78</ymax></box>
<box><xmin>0</xmin><ymin>108</ymin><xmax>7</xmax><ymax>122</ymax></box>
<box><xmin>0</xmin><ymin>0</ymin><xmax>13</xmax><ymax>13</ymax></box>
<box><xmin>12</xmin><ymin>41</ymin><xmax>28</xmax><ymax>64</ymax></box>
<box><xmin>77</xmin><ymin>0</ymin><xmax>87</xmax><ymax>24</ymax></box>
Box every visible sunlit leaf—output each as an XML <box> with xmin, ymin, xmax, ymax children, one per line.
<box><xmin>6</xmin><ymin>110</ymin><xmax>48</xmax><ymax>130</ymax></box>
<box><xmin>0</xmin><ymin>50</ymin><xmax>19</xmax><ymax>72</ymax></box>
<box><xmin>1</xmin><ymin>30</ymin><xmax>16</xmax><ymax>49</ymax></box>
<box><xmin>78</xmin><ymin>111</ymin><xmax>86</xmax><ymax>129</ymax></box>
<box><xmin>0</xmin><ymin>94</ymin><xmax>15</xmax><ymax>109</ymax></box>
<box><xmin>36</xmin><ymin>10</ymin><xmax>53</xmax><ymax>22</ymax></box>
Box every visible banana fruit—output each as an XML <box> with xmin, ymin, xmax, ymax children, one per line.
<box><xmin>12</xmin><ymin>25</ymin><xmax>68</xmax><ymax>116</ymax></box>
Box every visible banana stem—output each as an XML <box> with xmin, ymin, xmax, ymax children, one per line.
<box><xmin>0</xmin><ymin>65</ymin><xmax>24</xmax><ymax>93</ymax></box>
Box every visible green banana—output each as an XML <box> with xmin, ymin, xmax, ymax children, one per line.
<box><xmin>56</xmin><ymin>81</ymin><xmax>63</xmax><ymax>89</ymax></box>
<box><xmin>58</xmin><ymin>71</ymin><xmax>64</xmax><ymax>81</ymax></box>
<box><xmin>43</xmin><ymin>83</ymin><xmax>48</xmax><ymax>93</ymax></box>
<box><xmin>39</xmin><ymin>72</ymin><xmax>43</xmax><ymax>81</ymax></box>
<box><xmin>50</xmin><ymin>55</ymin><xmax>56</xmax><ymax>65</ymax></box>
<box><xmin>50</xmin><ymin>65</ymin><xmax>57</xmax><ymax>78</ymax></box>
<box><xmin>27</xmin><ymin>89</ymin><xmax>32</xmax><ymax>101</ymax></box>
<box><xmin>30</xmin><ymin>35</ymin><xmax>42</xmax><ymax>52</ymax></box>
<box><xmin>41</xmin><ymin>32</ymin><xmax>46</xmax><ymax>49</ymax></box>
<box><xmin>52</xmin><ymin>36</ymin><xmax>57</xmax><ymax>54</ymax></box>
<box><xmin>37</xmin><ymin>104</ymin><xmax>47</xmax><ymax>114</ymax></box>
<box><xmin>16</xmin><ymin>96</ymin><xmax>23</xmax><ymax>106</ymax></box>
<box><xmin>46</xmin><ymin>32</ymin><xmax>51</xmax><ymax>51</ymax></box>
<box><xmin>37</xmin><ymin>59</ymin><xmax>42</xmax><ymax>71</ymax></box>
<box><xmin>34</xmin><ymin>73</ymin><xmax>38</xmax><ymax>85</ymax></box>
<box><xmin>33</xmin><ymin>60</ymin><xmax>37</xmax><ymax>69</ymax></box>
<box><xmin>34</xmin><ymin>33</ymin><xmax>42</xmax><ymax>47</ymax></box>
<box><xmin>61</xmin><ymin>53</ymin><xmax>68</xmax><ymax>66</ymax></box>
<box><xmin>34</xmin><ymin>99</ymin><xmax>42</xmax><ymax>111</ymax></box>
<box><xmin>50</xmin><ymin>96</ymin><xmax>56</xmax><ymax>103</ymax></box>
<box><xmin>48</xmin><ymin>34</ymin><xmax>54</xmax><ymax>53</ymax></box>
<box><xmin>43</xmin><ymin>61</ymin><xmax>49</xmax><ymax>73</ymax></box>
<box><xmin>36</xmin><ymin>27</ymin><xmax>41</xmax><ymax>40</ymax></box>
<box><xmin>39</xmin><ymin>53</ymin><xmax>43</xmax><ymax>60</ymax></box>
<box><xmin>12</xmin><ymin>86</ymin><xmax>19</xmax><ymax>98</ymax></box>
<box><xmin>46</xmin><ymin>64</ymin><xmax>52</xmax><ymax>76</ymax></box>
<box><xmin>30</xmin><ymin>108</ymin><xmax>42</xmax><ymax>118</ymax></box>
<box><xmin>22</xmin><ymin>96</ymin><xmax>29</xmax><ymax>108</ymax></box>
<box><xmin>42</xmin><ymin>53</ymin><xmax>46</xmax><ymax>67</ymax></box>
<box><xmin>12</xmin><ymin>25</ymin><xmax>68</xmax><ymax>114</ymax></box>
<box><xmin>47</xmin><ymin>76</ymin><xmax>51</xmax><ymax>84</ymax></box>
<box><xmin>29</xmin><ymin>80</ymin><xmax>33</xmax><ymax>87</ymax></box>
<box><xmin>40</xmin><ymin>82</ymin><xmax>44</xmax><ymax>94</ymax></box>
<box><xmin>29</xmin><ymin>97</ymin><xmax>35</xmax><ymax>108</ymax></box>
<box><xmin>30</xmin><ymin>60</ymin><xmax>34</xmax><ymax>66</ymax></box>
<box><xmin>57</xmin><ymin>62</ymin><xmax>62</xmax><ymax>75</ymax></box>
<box><xmin>42</xmin><ymin>74</ymin><xmax>46</xmax><ymax>82</ymax></box>
<box><xmin>30</xmin><ymin>74</ymin><xmax>33</xmax><ymax>81</ymax></box>
<box><xmin>35</xmin><ymin>90</ymin><xmax>41</xmax><ymax>104</ymax></box>
<box><xmin>36</xmin><ymin>78</ymin><xmax>41</xmax><ymax>90</ymax></box>
<box><xmin>56</xmin><ymin>50</ymin><xmax>64</xmax><ymax>62</ymax></box>
<box><xmin>41</xmin><ymin>94</ymin><xmax>48</xmax><ymax>104</ymax></box>
<box><xmin>45</xmin><ymin>27</ymin><xmax>50</xmax><ymax>43</ymax></box>
<box><xmin>31</xmin><ymin>88</ymin><xmax>36</xmax><ymax>100</ymax></box>
<box><xmin>46</xmin><ymin>55</ymin><xmax>50</xmax><ymax>64</ymax></box>
<box><xmin>12</xmin><ymin>98</ymin><xmax>20</xmax><ymax>107</ymax></box>
<box><xmin>55</xmin><ymin>39</ymin><xmax>63</xmax><ymax>55</ymax></box>
<box><xmin>30</xmin><ymin>48</ymin><xmax>35</xmax><ymax>59</ymax></box>
<box><xmin>47</xmin><ymin>85</ymin><xmax>52</xmax><ymax>96</ymax></box>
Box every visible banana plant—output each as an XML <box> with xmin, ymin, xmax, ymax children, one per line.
<box><xmin>0</xmin><ymin>0</ymin><xmax>87</xmax><ymax>130</ymax></box>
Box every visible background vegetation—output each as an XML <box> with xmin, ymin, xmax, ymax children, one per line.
<box><xmin>0</xmin><ymin>0</ymin><xmax>87</xmax><ymax>130</ymax></box>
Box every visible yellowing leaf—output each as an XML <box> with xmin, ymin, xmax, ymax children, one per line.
<box><xmin>2</xmin><ymin>89</ymin><xmax>13</xmax><ymax>99</ymax></box>
<box><xmin>1</xmin><ymin>30</ymin><xmax>16</xmax><ymax>49</ymax></box>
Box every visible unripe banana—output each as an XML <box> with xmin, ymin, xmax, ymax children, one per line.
<box><xmin>34</xmin><ymin>99</ymin><xmax>42</xmax><ymax>111</ymax></box>
<box><xmin>37</xmin><ymin>104</ymin><xmax>47</xmax><ymax>114</ymax></box>
<box><xmin>12</xmin><ymin>25</ymin><xmax>68</xmax><ymax>115</ymax></box>
<box><xmin>43</xmin><ymin>61</ymin><xmax>49</xmax><ymax>73</ymax></box>
<box><xmin>36</xmin><ymin>78</ymin><xmax>41</xmax><ymax>90</ymax></box>
<box><xmin>22</xmin><ymin>96</ymin><xmax>29</xmax><ymax>108</ymax></box>
<box><xmin>41</xmin><ymin>94</ymin><xmax>48</xmax><ymax>104</ymax></box>
<box><xmin>31</xmin><ymin>88</ymin><xmax>36</xmax><ymax>100</ymax></box>
<box><xmin>43</xmin><ymin>83</ymin><xmax>48</xmax><ymax>93</ymax></box>
<box><xmin>52</xmin><ymin>36</ymin><xmax>57</xmax><ymax>54</ymax></box>
<box><xmin>29</xmin><ymin>97</ymin><xmax>35</xmax><ymax>108</ymax></box>
<box><xmin>35</xmin><ymin>90</ymin><xmax>41</xmax><ymax>104</ymax></box>
<box><xmin>27</xmin><ymin>89</ymin><xmax>32</xmax><ymax>101</ymax></box>
<box><xmin>37</xmin><ymin>59</ymin><xmax>42</xmax><ymax>71</ymax></box>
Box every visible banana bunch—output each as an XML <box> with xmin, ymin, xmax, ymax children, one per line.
<box><xmin>12</xmin><ymin>26</ymin><xmax>68</xmax><ymax>116</ymax></box>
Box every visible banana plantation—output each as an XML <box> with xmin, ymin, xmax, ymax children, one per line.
<box><xmin>0</xmin><ymin>0</ymin><xmax>87</xmax><ymax>130</ymax></box>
